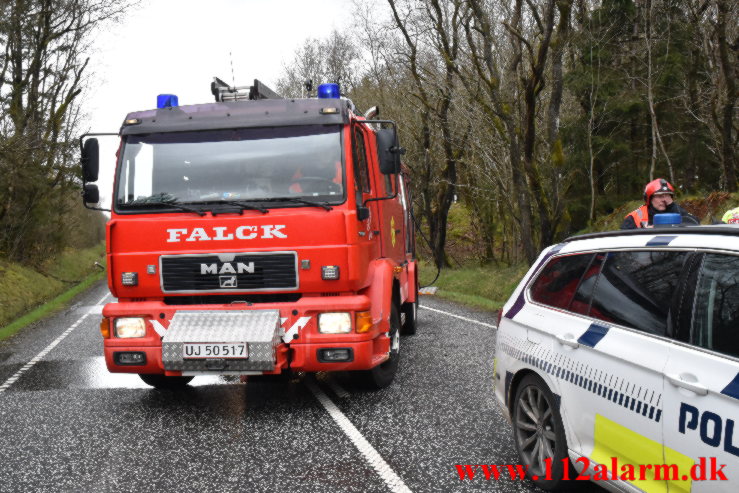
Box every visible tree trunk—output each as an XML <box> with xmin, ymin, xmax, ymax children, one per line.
<box><xmin>715</xmin><ymin>0</ymin><xmax>737</xmax><ymax>191</ymax></box>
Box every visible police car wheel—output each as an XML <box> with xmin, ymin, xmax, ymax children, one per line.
<box><xmin>512</xmin><ymin>374</ymin><xmax>574</xmax><ymax>490</ymax></box>
<box><xmin>353</xmin><ymin>303</ymin><xmax>401</xmax><ymax>390</ymax></box>
<box><xmin>139</xmin><ymin>374</ymin><xmax>194</xmax><ymax>389</ymax></box>
<box><xmin>400</xmin><ymin>299</ymin><xmax>417</xmax><ymax>336</ymax></box>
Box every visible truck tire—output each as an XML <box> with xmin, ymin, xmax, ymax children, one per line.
<box><xmin>139</xmin><ymin>374</ymin><xmax>194</xmax><ymax>389</ymax></box>
<box><xmin>400</xmin><ymin>299</ymin><xmax>417</xmax><ymax>335</ymax></box>
<box><xmin>353</xmin><ymin>303</ymin><xmax>401</xmax><ymax>389</ymax></box>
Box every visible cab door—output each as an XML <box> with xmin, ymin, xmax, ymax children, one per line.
<box><xmin>350</xmin><ymin>125</ymin><xmax>381</xmax><ymax>264</ymax></box>
<box><xmin>362</xmin><ymin>126</ymin><xmax>404</xmax><ymax>262</ymax></box>
<box><xmin>661</xmin><ymin>252</ymin><xmax>739</xmax><ymax>492</ymax></box>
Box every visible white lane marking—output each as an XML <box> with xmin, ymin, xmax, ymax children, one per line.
<box><xmin>419</xmin><ymin>305</ymin><xmax>496</xmax><ymax>329</ymax></box>
<box><xmin>305</xmin><ymin>378</ymin><xmax>412</xmax><ymax>493</ymax></box>
<box><xmin>0</xmin><ymin>292</ymin><xmax>110</xmax><ymax>393</ymax></box>
<box><xmin>87</xmin><ymin>305</ymin><xmax>104</xmax><ymax>315</ymax></box>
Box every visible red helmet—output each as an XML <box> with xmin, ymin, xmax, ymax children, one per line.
<box><xmin>643</xmin><ymin>178</ymin><xmax>674</xmax><ymax>204</ymax></box>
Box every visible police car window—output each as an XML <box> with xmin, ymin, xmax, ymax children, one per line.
<box><xmin>530</xmin><ymin>254</ymin><xmax>594</xmax><ymax>311</ymax></box>
<box><xmin>589</xmin><ymin>251</ymin><xmax>689</xmax><ymax>335</ymax></box>
<box><xmin>568</xmin><ymin>253</ymin><xmax>605</xmax><ymax>316</ymax></box>
<box><xmin>691</xmin><ymin>254</ymin><xmax>739</xmax><ymax>359</ymax></box>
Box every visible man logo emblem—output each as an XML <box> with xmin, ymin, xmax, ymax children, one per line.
<box><xmin>219</xmin><ymin>276</ymin><xmax>237</xmax><ymax>288</ymax></box>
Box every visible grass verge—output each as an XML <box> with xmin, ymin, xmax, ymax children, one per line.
<box><xmin>0</xmin><ymin>244</ymin><xmax>106</xmax><ymax>340</ymax></box>
<box><xmin>419</xmin><ymin>261</ymin><xmax>528</xmax><ymax>312</ymax></box>
<box><xmin>0</xmin><ymin>270</ymin><xmax>105</xmax><ymax>341</ymax></box>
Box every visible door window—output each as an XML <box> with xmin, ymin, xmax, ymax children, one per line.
<box><xmin>352</xmin><ymin>128</ymin><xmax>370</xmax><ymax>194</ymax></box>
<box><xmin>569</xmin><ymin>252</ymin><xmax>605</xmax><ymax>316</ymax></box>
<box><xmin>691</xmin><ymin>253</ymin><xmax>739</xmax><ymax>359</ymax></box>
<box><xmin>529</xmin><ymin>254</ymin><xmax>594</xmax><ymax>310</ymax></box>
<box><xmin>589</xmin><ymin>251</ymin><xmax>690</xmax><ymax>335</ymax></box>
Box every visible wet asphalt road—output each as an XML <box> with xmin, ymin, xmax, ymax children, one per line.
<box><xmin>0</xmin><ymin>282</ymin><xmax>602</xmax><ymax>493</ymax></box>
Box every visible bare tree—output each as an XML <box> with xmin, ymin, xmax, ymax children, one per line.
<box><xmin>0</xmin><ymin>0</ymin><xmax>131</xmax><ymax>262</ymax></box>
<box><xmin>714</xmin><ymin>0</ymin><xmax>737</xmax><ymax>191</ymax></box>
<box><xmin>276</xmin><ymin>30</ymin><xmax>361</xmax><ymax>98</ymax></box>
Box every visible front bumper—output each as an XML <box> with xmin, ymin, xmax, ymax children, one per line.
<box><xmin>102</xmin><ymin>296</ymin><xmax>390</xmax><ymax>375</ymax></box>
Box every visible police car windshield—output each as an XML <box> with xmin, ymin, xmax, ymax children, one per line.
<box><xmin>115</xmin><ymin>125</ymin><xmax>344</xmax><ymax>209</ymax></box>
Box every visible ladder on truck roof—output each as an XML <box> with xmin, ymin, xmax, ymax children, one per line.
<box><xmin>211</xmin><ymin>77</ymin><xmax>282</xmax><ymax>102</ymax></box>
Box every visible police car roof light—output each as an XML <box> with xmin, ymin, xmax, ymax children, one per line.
<box><xmin>157</xmin><ymin>94</ymin><xmax>179</xmax><ymax>109</ymax></box>
<box><xmin>318</xmin><ymin>83</ymin><xmax>340</xmax><ymax>99</ymax></box>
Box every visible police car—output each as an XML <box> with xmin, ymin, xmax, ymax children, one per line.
<box><xmin>494</xmin><ymin>224</ymin><xmax>739</xmax><ymax>492</ymax></box>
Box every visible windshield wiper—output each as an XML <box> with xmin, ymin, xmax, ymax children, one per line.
<box><xmin>260</xmin><ymin>197</ymin><xmax>333</xmax><ymax>211</ymax></box>
<box><xmin>193</xmin><ymin>200</ymin><xmax>269</xmax><ymax>214</ymax></box>
<box><xmin>121</xmin><ymin>197</ymin><xmax>206</xmax><ymax>216</ymax></box>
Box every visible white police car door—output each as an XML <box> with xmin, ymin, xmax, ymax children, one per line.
<box><xmin>661</xmin><ymin>252</ymin><xmax>739</xmax><ymax>492</ymax></box>
<box><xmin>553</xmin><ymin>249</ymin><xmax>689</xmax><ymax>491</ymax></box>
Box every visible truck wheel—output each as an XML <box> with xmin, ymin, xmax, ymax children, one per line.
<box><xmin>512</xmin><ymin>374</ymin><xmax>576</xmax><ymax>490</ymax></box>
<box><xmin>139</xmin><ymin>374</ymin><xmax>194</xmax><ymax>389</ymax></box>
<box><xmin>353</xmin><ymin>303</ymin><xmax>401</xmax><ymax>390</ymax></box>
<box><xmin>400</xmin><ymin>299</ymin><xmax>417</xmax><ymax>335</ymax></box>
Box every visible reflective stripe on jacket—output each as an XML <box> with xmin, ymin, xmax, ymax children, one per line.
<box><xmin>626</xmin><ymin>205</ymin><xmax>649</xmax><ymax>228</ymax></box>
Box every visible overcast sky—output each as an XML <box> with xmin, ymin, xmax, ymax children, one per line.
<box><xmin>85</xmin><ymin>0</ymin><xmax>355</xmax><ymax>207</ymax></box>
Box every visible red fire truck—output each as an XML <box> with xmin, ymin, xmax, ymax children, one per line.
<box><xmin>80</xmin><ymin>79</ymin><xmax>417</xmax><ymax>389</ymax></box>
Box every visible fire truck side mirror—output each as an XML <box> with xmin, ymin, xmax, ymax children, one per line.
<box><xmin>83</xmin><ymin>184</ymin><xmax>100</xmax><ymax>204</ymax></box>
<box><xmin>81</xmin><ymin>138</ymin><xmax>100</xmax><ymax>182</ymax></box>
<box><xmin>357</xmin><ymin>206</ymin><xmax>370</xmax><ymax>221</ymax></box>
<box><xmin>376</xmin><ymin>129</ymin><xmax>401</xmax><ymax>175</ymax></box>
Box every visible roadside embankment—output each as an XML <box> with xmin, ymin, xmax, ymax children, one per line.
<box><xmin>419</xmin><ymin>261</ymin><xmax>529</xmax><ymax>313</ymax></box>
<box><xmin>0</xmin><ymin>244</ymin><xmax>106</xmax><ymax>340</ymax></box>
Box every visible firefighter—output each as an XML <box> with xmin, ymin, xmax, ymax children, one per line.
<box><xmin>621</xmin><ymin>178</ymin><xmax>698</xmax><ymax>229</ymax></box>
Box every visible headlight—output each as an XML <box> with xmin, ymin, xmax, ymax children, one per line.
<box><xmin>115</xmin><ymin>317</ymin><xmax>147</xmax><ymax>338</ymax></box>
<box><xmin>318</xmin><ymin>313</ymin><xmax>352</xmax><ymax>334</ymax></box>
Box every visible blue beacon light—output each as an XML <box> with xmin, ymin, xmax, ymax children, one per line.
<box><xmin>653</xmin><ymin>213</ymin><xmax>682</xmax><ymax>227</ymax></box>
<box><xmin>157</xmin><ymin>94</ymin><xmax>179</xmax><ymax>109</ymax></box>
<box><xmin>317</xmin><ymin>83</ymin><xmax>340</xmax><ymax>99</ymax></box>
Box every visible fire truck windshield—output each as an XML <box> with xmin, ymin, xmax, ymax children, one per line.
<box><xmin>115</xmin><ymin>125</ymin><xmax>344</xmax><ymax>210</ymax></box>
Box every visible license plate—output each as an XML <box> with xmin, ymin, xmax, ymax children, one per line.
<box><xmin>182</xmin><ymin>343</ymin><xmax>248</xmax><ymax>359</ymax></box>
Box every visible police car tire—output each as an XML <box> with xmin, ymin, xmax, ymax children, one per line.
<box><xmin>512</xmin><ymin>374</ymin><xmax>576</xmax><ymax>491</ymax></box>
<box><xmin>400</xmin><ymin>299</ymin><xmax>417</xmax><ymax>335</ymax></box>
<box><xmin>353</xmin><ymin>304</ymin><xmax>401</xmax><ymax>390</ymax></box>
<box><xmin>139</xmin><ymin>374</ymin><xmax>194</xmax><ymax>389</ymax></box>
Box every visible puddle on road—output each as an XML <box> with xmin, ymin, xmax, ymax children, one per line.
<box><xmin>11</xmin><ymin>357</ymin><xmax>244</xmax><ymax>391</ymax></box>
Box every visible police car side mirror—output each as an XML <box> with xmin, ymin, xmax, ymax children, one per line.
<box><xmin>376</xmin><ymin>128</ymin><xmax>403</xmax><ymax>175</ymax></box>
<box><xmin>81</xmin><ymin>138</ymin><xmax>100</xmax><ymax>182</ymax></box>
<box><xmin>83</xmin><ymin>184</ymin><xmax>100</xmax><ymax>204</ymax></box>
